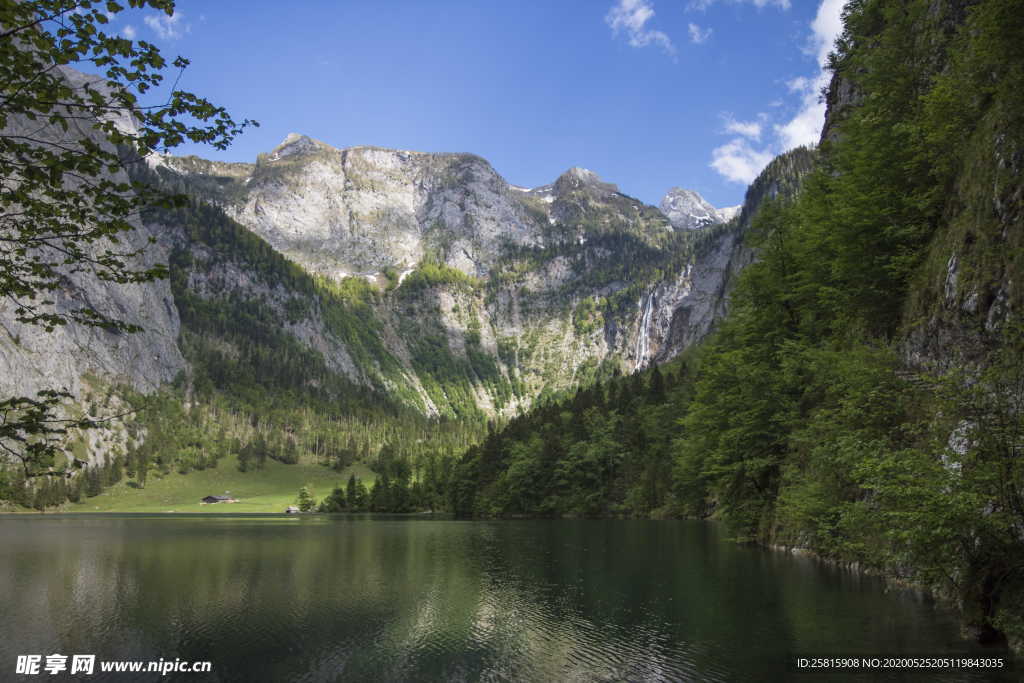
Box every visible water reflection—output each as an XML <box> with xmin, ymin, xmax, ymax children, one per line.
<box><xmin>0</xmin><ymin>516</ymin><xmax>1012</xmax><ymax>682</ymax></box>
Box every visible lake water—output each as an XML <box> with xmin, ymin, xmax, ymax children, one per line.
<box><xmin>0</xmin><ymin>515</ymin><xmax>1014</xmax><ymax>682</ymax></box>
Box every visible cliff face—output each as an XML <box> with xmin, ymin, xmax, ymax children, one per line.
<box><xmin>157</xmin><ymin>135</ymin><xmax>777</xmax><ymax>418</ymax></box>
<box><xmin>0</xmin><ymin>72</ymin><xmax>184</xmax><ymax>403</ymax></box>
<box><xmin>0</xmin><ymin>70</ymin><xmax>185</xmax><ymax>468</ymax></box>
<box><xmin>165</xmin><ymin>137</ymin><xmax>544</xmax><ymax>280</ymax></box>
<box><xmin>815</xmin><ymin>0</ymin><xmax>1021</xmax><ymax>373</ymax></box>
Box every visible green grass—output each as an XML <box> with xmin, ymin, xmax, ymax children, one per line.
<box><xmin>70</xmin><ymin>456</ymin><xmax>376</xmax><ymax>513</ymax></box>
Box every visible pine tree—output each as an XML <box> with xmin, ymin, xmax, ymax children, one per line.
<box><xmin>648</xmin><ymin>366</ymin><xmax>666</xmax><ymax>404</ymax></box>
<box><xmin>109</xmin><ymin>455</ymin><xmax>123</xmax><ymax>484</ymax></box>
<box><xmin>85</xmin><ymin>468</ymin><xmax>103</xmax><ymax>498</ymax></box>
<box><xmin>297</xmin><ymin>485</ymin><xmax>315</xmax><ymax>512</ymax></box>
<box><xmin>346</xmin><ymin>474</ymin><xmax>358</xmax><ymax>507</ymax></box>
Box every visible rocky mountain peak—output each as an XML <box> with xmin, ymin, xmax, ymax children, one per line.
<box><xmin>659</xmin><ymin>187</ymin><xmax>732</xmax><ymax>231</ymax></box>
<box><xmin>553</xmin><ymin>166</ymin><xmax>619</xmax><ymax>196</ymax></box>
<box><xmin>718</xmin><ymin>205</ymin><xmax>742</xmax><ymax>221</ymax></box>
<box><xmin>269</xmin><ymin>132</ymin><xmax>324</xmax><ymax>161</ymax></box>
<box><xmin>565</xmin><ymin>166</ymin><xmax>598</xmax><ymax>182</ymax></box>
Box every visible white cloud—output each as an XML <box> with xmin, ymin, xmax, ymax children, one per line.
<box><xmin>144</xmin><ymin>11</ymin><xmax>189</xmax><ymax>40</ymax></box>
<box><xmin>809</xmin><ymin>0</ymin><xmax>846</xmax><ymax>68</ymax></box>
<box><xmin>708</xmin><ymin>1</ymin><xmax>848</xmax><ymax>183</ymax></box>
<box><xmin>606</xmin><ymin>0</ymin><xmax>676</xmax><ymax>56</ymax></box>
<box><xmin>688</xmin><ymin>22</ymin><xmax>712</xmax><ymax>44</ymax></box>
<box><xmin>774</xmin><ymin>95</ymin><xmax>827</xmax><ymax>149</ymax></box>
<box><xmin>773</xmin><ymin>0</ymin><xmax>846</xmax><ymax>149</ymax></box>
<box><xmin>711</xmin><ymin>138</ymin><xmax>775</xmax><ymax>184</ymax></box>
<box><xmin>123</xmin><ymin>24</ymin><xmax>136</xmax><ymax>40</ymax></box>
<box><xmin>786</xmin><ymin>76</ymin><xmax>810</xmax><ymax>93</ymax></box>
<box><xmin>722</xmin><ymin>113</ymin><xmax>763</xmax><ymax>140</ymax></box>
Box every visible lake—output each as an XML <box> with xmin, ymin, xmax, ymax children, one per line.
<box><xmin>0</xmin><ymin>515</ymin><xmax>1014</xmax><ymax>681</ymax></box>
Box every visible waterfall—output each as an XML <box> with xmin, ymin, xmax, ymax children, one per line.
<box><xmin>634</xmin><ymin>292</ymin><xmax>654</xmax><ymax>371</ymax></box>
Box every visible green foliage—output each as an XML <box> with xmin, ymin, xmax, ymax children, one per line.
<box><xmin>318</xmin><ymin>473</ymin><xmax>371</xmax><ymax>512</ymax></box>
<box><xmin>0</xmin><ymin>390</ymin><xmax>97</xmax><ymax>478</ymax></box>
<box><xmin>448</xmin><ymin>363</ymin><xmax>691</xmax><ymax>519</ymax></box>
<box><xmin>0</xmin><ymin>0</ymin><xmax>252</xmax><ymax>486</ymax></box>
<box><xmin>572</xmin><ymin>297</ymin><xmax>603</xmax><ymax>335</ymax></box>
<box><xmin>0</xmin><ymin>0</ymin><xmax>253</xmax><ymax>331</ymax></box>
<box><xmin>398</xmin><ymin>257</ymin><xmax>480</xmax><ymax>295</ymax></box>
<box><xmin>296</xmin><ymin>484</ymin><xmax>315</xmax><ymax>512</ymax></box>
<box><xmin>673</xmin><ymin>0</ymin><xmax>1024</xmax><ymax>644</ymax></box>
<box><xmin>237</xmin><ymin>434</ymin><xmax>268</xmax><ymax>472</ymax></box>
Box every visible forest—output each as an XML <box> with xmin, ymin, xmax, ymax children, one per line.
<box><xmin>445</xmin><ymin>0</ymin><xmax>1024</xmax><ymax>646</ymax></box>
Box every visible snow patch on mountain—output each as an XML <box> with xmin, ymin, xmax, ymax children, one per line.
<box><xmin>659</xmin><ymin>187</ymin><xmax>735</xmax><ymax>231</ymax></box>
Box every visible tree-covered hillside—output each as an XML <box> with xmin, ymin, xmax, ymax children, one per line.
<box><xmin>138</xmin><ymin>195</ymin><xmax>485</xmax><ymax>486</ymax></box>
<box><xmin>450</xmin><ymin>0</ymin><xmax>1024</xmax><ymax>649</ymax></box>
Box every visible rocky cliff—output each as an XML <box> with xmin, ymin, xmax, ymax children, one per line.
<box><xmin>643</xmin><ymin>148</ymin><xmax>817</xmax><ymax>364</ymax></box>
<box><xmin>660</xmin><ymin>187</ymin><xmax>740</xmax><ymax>231</ymax></box>
<box><xmin>0</xmin><ymin>68</ymin><xmax>184</xmax><ymax>451</ymax></box>
<box><xmin>155</xmin><ymin>134</ymin><xmax>772</xmax><ymax>418</ymax></box>
<box><xmin>163</xmin><ymin>136</ymin><xmax>672</xmax><ymax>281</ymax></box>
<box><xmin>816</xmin><ymin>0</ymin><xmax>1019</xmax><ymax>373</ymax></box>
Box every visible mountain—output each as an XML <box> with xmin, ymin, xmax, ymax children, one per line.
<box><xmin>659</xmin><ymin>187</ymin><xmax>739</xmax><ymax>231</ymax></box>
<box><xmin>0</xmin><ymin>64</ymin><xmax>805</xmax><ymax>480</ymax></box>
<box><xmin>163</xmin><ymin>139</ymin><xmax>674</xmax><ymax>281</ymax></box>
<box><xmin>151</xmin><ymin>135</ymin><xmax>775</xmax><ymax>420</ymax></box>
<box><xmin>6</xmin><ymin>0</ymin><xmax>1013</xmax><ymax>653</ymax></box>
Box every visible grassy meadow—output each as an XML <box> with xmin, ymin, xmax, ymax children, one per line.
<box><xmin>68</xmin><ymin>455</ymin><xmax>376</xmax><ymax>513</ymax></box>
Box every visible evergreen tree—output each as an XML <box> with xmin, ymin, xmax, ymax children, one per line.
<box><xmin>318</xmin><ymin>485</ymin><xmax>347</xmax><ymax>513</ymax></box>
<box><xmin>297</xmin><ymin>485</ymin><xmax>315</xmax><ymax>512</ymax></box>
<box><xmin>370</xmin><ymin>473</ymin><xmax>391</xmax><ymax>512</ymax></box>
<box><xmin>85</xmin><ymin>468</ymin><xmax>103</xmax><ymax>498</ymax></box>
<box><xmin>648</xmin><ymin>366</ymin><xmax>666</xmax><ymax>404</ymax></box>
<box><xmin>352</xmin><ymin>479</ymin><xmax>369</xmax><ymax>511</ymax></box>
<box><xmin>346</xmin><ymin>474</ymin><xmax>358</xmax><ymax>508</ymax></box>
<box><xmin>67</xmin><ymin>476</ymin><xmax>83</xmax><ymax>503</ymax></box>
<box><xmin>109</xmin><ymin>456</ymin><xmax>123</xmax><ymax>485</ymax></box>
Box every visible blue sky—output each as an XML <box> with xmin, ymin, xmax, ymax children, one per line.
<box><xmin>119</xmin><ymin>0</ymin><xmax>844</xmax><ymax>208</ymax></box>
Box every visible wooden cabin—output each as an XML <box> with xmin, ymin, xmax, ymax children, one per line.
<box><xmin>201</xmin><ymin>495</ymin><xmax>237</xmax><ymax>504</ymax></box>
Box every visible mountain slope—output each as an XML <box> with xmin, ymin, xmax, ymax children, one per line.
<box><xmin>0</xmin><ymin>75</ymin><xmax>184</xmax><ymax>401</ymax></box>
<box><xmin>157</xmin><ymin>138</ymin><xmax>750</xmax><ymax>418</ymax></box>
<box><xmin>677</xmin><ymin>0</ymin><xmax>1024</xmax><ymax>649</ymax></box>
